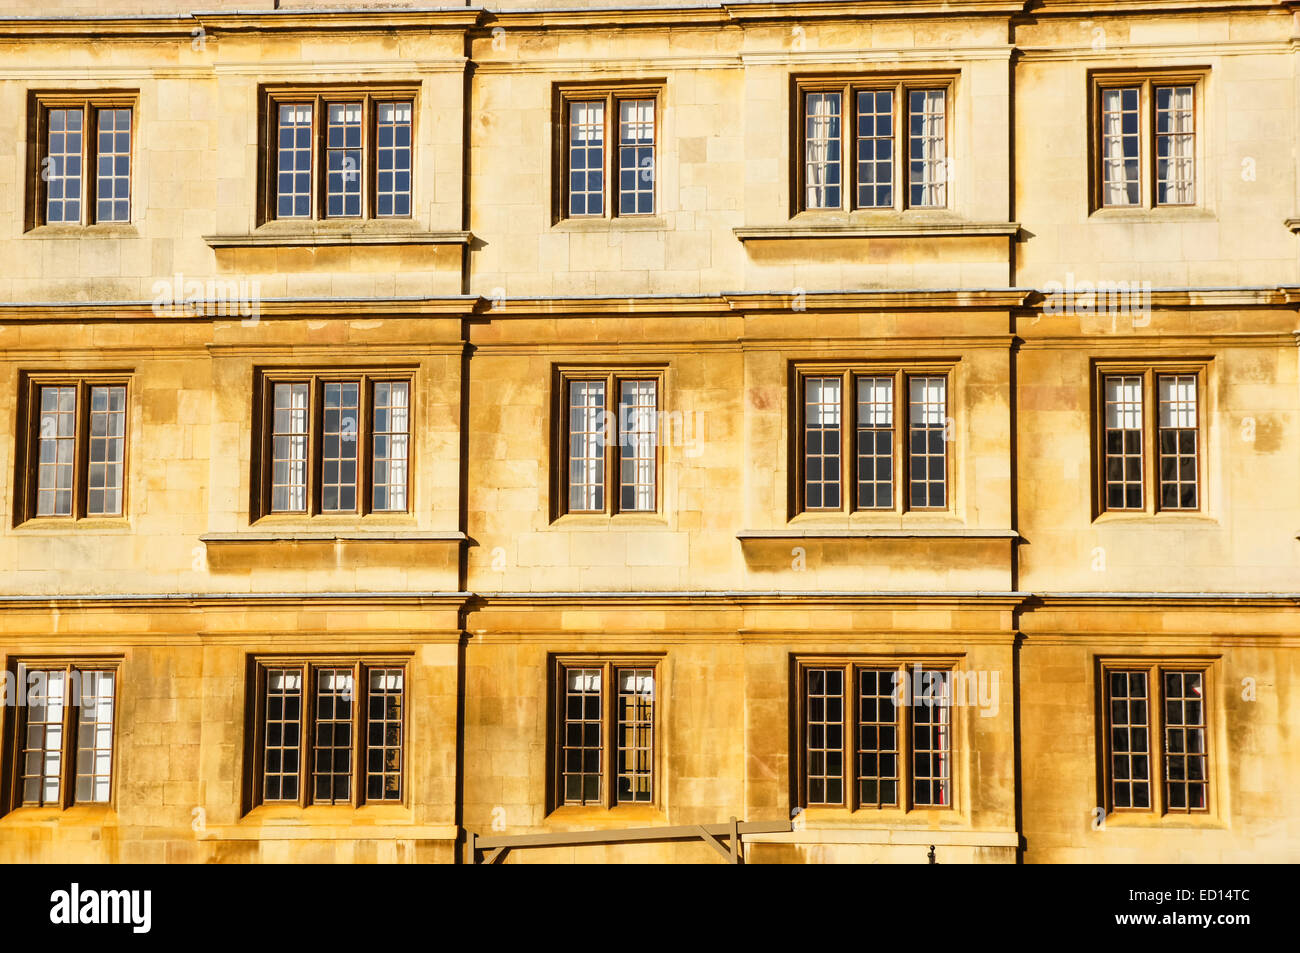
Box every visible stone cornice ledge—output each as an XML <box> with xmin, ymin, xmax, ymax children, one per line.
<box><xmin>204</xmin><ymin>230</ymin><xmax>472</xmax><ymax>249</ymax></box>
<box><xmin>738</xmin><ymin>528</ymin><xmax>1019</xmax><ymax>539</ymax></box>
<box><xmin>725</xmin><ymin>289</ymin><xmax>1032</xmax><ymax>309</ymax></box>
<box><xmin>200</xmin><ymin>531</ymin><xmax>467</xmax><ymax>544</ymax></box>
<box><xmin>734</xmin><ymin>221</ymin><xmax>1021</xmax><ymax>241</ymax></box>
<box><xmin>196</xmin><ymin>824</ymin><xmax>460</xmax><ymax>842</ymax></box>
<box><xmin>744</xmin><ymin>828</ymin><xmax>1019</xmax><ymax>848</ymax></box>
<box><xmin>194</xmin><ymin>9</ymin><xmax>483</xmax><ymax>32</ymax></box>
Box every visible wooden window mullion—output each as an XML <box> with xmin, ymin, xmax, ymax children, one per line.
<box><xmin>74</xmin><ymin>382</ymin><xmax>88</xmax><ymax>519</ymax></box>
<box><xmin>1144</xmin><ymin>369</ymin><xmax>1156</xmax><ymax>515</ymax></box>
<box><xmin>841</xmin><ymin>371</ymin><xmax>852</xmax><ymax>514</ymax></box>
<box><xmin>845</xmin><ymin>663</ymin><xmax>857</xmax><ymax>811</ymax></box>
<box><xmin>604</xmin><ymin>661</ymin><xmax>615</xmax><ymax>808</ymax></box>
<box><xmin>352</xmin><ymin>662</ymin><xmax>364</xmax><ymax>808</ymax></box>
<box><xmin>1153</xmin><ymin>664</ymin><xmax>1168</xmax><ymax>815</ymax></box>
<box><xmin>605</xmin><ymin>374</ymin><xmax>616</xmax><ymax>515</ymax></box>
<box><xmin>252</xmin><ymin>665</ymin><xmax>267</xmax><ymax>808</ymax></box>
<box><xmin>901</xmin><ymin>665</ymin><xmax>913</xmax><ymax>811</ymax></box>
<box><xmin>299</xmin><ymin>663</ymin><xmax>312</xmax><ymax>808</ymax></box>
<box><xmin>360</xmin><ymin>377</ymin><xmax>372</xmax><ymax>516</ymax></box>
<box><xmin>59</xmin><ymin>665</ymin><xmax>75</xmax><ymax>806</ymax></box>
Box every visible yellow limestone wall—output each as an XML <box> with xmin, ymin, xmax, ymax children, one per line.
<box><xmin>0</xmin><ymin>1</ymin><xmax>1297</xmax><ymax>863</ymax></box>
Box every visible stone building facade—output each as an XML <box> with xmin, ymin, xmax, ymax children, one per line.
<box><xmin>0</xmin><ymin>0</ymin><xmax>1297</xmax><ymax>863</ymax></box>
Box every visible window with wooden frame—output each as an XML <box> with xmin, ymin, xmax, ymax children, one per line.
<box><xmin>1094</xmin><ymin>364</ymin><xmax>1205</xmax><ymax>515</ymax></box>
<box><xmin>252</xmin><ymin>370</ymin><xmax>412</xmax><ymax>519</ymax></box>
<box><xmin>259</xmin><ymin>87</ymin><xmax>415</xmax><ymax>223</ymax></box>
<box><xmin>796</xmin><ymin>659</ymin><xmax>955</xmax><ymax>812</ymax></box>
<box><xmin>794</xmin><ymin>76</ymin><xmax>952</xmax><ymax>214</ymax></box>
<box><xmin>554</xmin><ymin>84</ymin><xmax>660</xmax><ymax>221</ymax></box>
<box><xmin>248</xmin><ymin>658</ymin><xmax>406</xmax><ymax>809</ymax></box>
<box><xmin>794</xmin><ymin>366</ymin><xmax>952</xmax><ymax>515</ymax></box>
<box><xmin>1091</xmin><ymin>72</ymin><xmax>1201</xmax><ymax>210</ymax></box>
<box><xmin>552</xmin><ymin>657</ymin><xmax>659</xmax><ymax>809</ymax></box>
<box><xmin>556</xmin><ymin>368</ymin><xmax>663</xmax><ymax>517</ymax></box>
<box><xmin>13</xmin><ymin>374</ymin><xmax>129</xmax><ymax>524</ymax></box>
<box><xmin>1100</xmin><ymin>659</ymin><xmax>1213</xmax><ymax>815</ymax></box>
<box><xmin>26</xmin><ymin>92</ymin><xmax>136</xmax><ymax>229</ymax></box>
<box><xmin>5</xmin><ymin>660</ymin><xmax>119</xmax><ymax>811</ymax></box>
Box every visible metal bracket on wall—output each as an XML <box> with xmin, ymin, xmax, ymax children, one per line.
<box><xmin>465</xmin><ymin>817</ymin><xmax>792</xmax><ymax>865</ymax></box>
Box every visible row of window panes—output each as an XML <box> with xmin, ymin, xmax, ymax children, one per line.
<box><xmin>267</xmin><ymin>379</ymin><xmax>410</xmax><ymax>514</ymax></box>
<box><xmin>260</xmin><ymin>664</ymin><xmax>405</xmax><ymax>805</ymax></box>
<box><xmin>38</xmin><ymin>83</ymin><xmax>1198</xmax><ymax>226</ymax></box>
<box><xmin>22</xmin><ymin>371</ymin><xmax>1203</xmax><ymax>522</ymax></box>
<box><xmin>12</xmin><ymin>659</ymin><xmax>1206</xmax><ymax>817</ymax></box>
<box><xmin>275</xmin><ymin>99</ymin><xmax>413</xmax><ymax>219</ymax></box>
<box><xmin>803</xmin><ymin>87</ymin><xmax>947</xmax><ymax>211</ymax></box>
<box><xmin>803</xmin><ymin>373</ymin><xmax>947</xmax><ymax>511</ymax></box>
<box><xmin>801</xmin><ymin>662</ymin><xmax>1208</xmax><ymax>814</ymax></box>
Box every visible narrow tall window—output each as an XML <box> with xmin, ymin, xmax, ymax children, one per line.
<box><xmin>95</xmin><ymin>107</ymin><xmax>131</xmax><ymax>223</ymax></box>
<box><xmin>555</xmin><ymin>659</ymin><xmax>658</xmax><ymax>809</ymax></box>
<box><xmin>799</xmin><ymin>660</ymin><xmax>956</xmax><ymax>811</ymax></box>
<box><xmin>561</xmin><ymin>666</ymin><xmax>603</xmax><ymax>805</ymax></box>
<box><xmin>45</xmin><ymin>108</ymin><xmax>84</xmax><ymax>224</ymax></box>
<box><xmin>312</xmin><ymin>668</ymin><xmax>354</xmax><ymax>804</ymax></box>
<box><xmin>270</xmin><ymin>382</ymin><xmax>309</xmax><ymax>513</ymax></box>
<box><xmin>36</xmin><ymin>385</ymin><xmax>76</xmax><ymax>517</ymax></box>
<box><xmin>1155</xmin><ymin>85</ymin><xmax>1195</xmax><ymax>205</ymax></box>
<box><xmin>568</xmin><ymin>380</ymin><xmax>606</xmax><ymax>513</ymax></box>
<box><xmin>1097</xmin><ymin>367</ymin><xmax>1203</xmax><ymax>515</ymax></box>
<box><xmin>618</xmin><ymin>99</ymin><xmax>655</xmax><ymax>215</ymax></box>
<box><xmin>371</xmin><ymin>381</ymin><xmax>410</xmax><ymax>512</ymax></box>
<box><xmin>1103</xmin><ymin>375</ymin><xmax>1144</xmax><ymax>510</ymax></box>
<box><xmin>1100</xmin><ymin>86</ymin><xmax>1141</xmax><ymax>206</ymax></box>
<box><xmin>1157</xmin><ymin>374</ymin><xmax>1198</xmax><ymax>510</ymax></box>
<box><xmin>805</xmin><ymin>667</ymin><xmax>845</xmax><ymax>805</ymax></box>
<box><xmin>856</xmin><ymin>669</ymin><xmax>899</xmax><ymax>808</ymax></box>
<box><xmin>615</xmin><ymin>668</ymin><xmax>654</xmax><ymax>804</ymax></box>
<box><xmin>910</xmin><ymin>670</ymin><xmax>952</xmax><ymax>807</ymax></box>
<box><xmin>366</xmin><ymin>668</ymin><xmax>405</xmax><ymax>801</ymax></box>
<box><xmin>259</xmin><ymin>373</ymin><xmax>412</xmax><ymax>518</ymax></box>
<box><xmin>86</xmin><ymin>385</ymin><xmax>127</xmax><ymax>517</ymax></box>
<box><xmin>907</xmin><ymin>376</ymin><xmax>947</xmax><ymax>508</ymax></box>
<box><xmin>803</xmin><ymin>377</ymin><xmax>842</xmax><ymax>509</ymax></box>
<box><xmin>375</xmin><ymin>101</ymin><xmax>413</xmax><ymax>217</ymax></box>
<box><xmin>265</xmin><ymin>91</ymin><xmax>416</xmax><ymax>222</ymax></box>
<box><xmin>1162</xmin><ymin>670</ymin><xmax>1207</xmax><ymax>812</ymax></box>
<box><xmin>855</xmin><ymin>377</ymin><xmax>894</xmax><ymax>508</ymax></box>
<box><xmin>855</xmin><ymin>89</ymin><xmax>893</xmax><ymax>208</ymax></box>
<box><xmin>276</xmin><ymin>103</ymin><xmax>314</xmax><ymax>218</ymax></box>
<box><xmin>254</xmin><ymin>660</ymin><xmax>406</xmax><ymax>808</ymax></box>
<box><xmin>1107</xmin><ymin>669</ymin><xmax>1152</xmax><ymax>809</ymax></box>
<box><xmin>568</xmin><ymin>101</ymin><xmax>605</xmax><ymax>216</ymax></box>
<box><xmin>804</xmin><ymin>91</ymin><xmax>842</xmax><ymax>210</ymax></box>
<box><xmin>11</xmin><ymin>663</ymin><xmax>117</xmax><ymax>809</ymax></box>
<box><xmin>618</xmin><ymin>379</ymin><xmax>657</xmax><ymax>512</ymax></box>
<box><xmin>19</xmin><ymin>378</ymin><xmax>129</xmax><ymax>522</ymax></box>
<box><xmin>325</xmin><ymin>102</ymin><xmax>363</xmax><ymax>217</ymax></box>
<box><xmin>321</xmin><ymin>381</ymin><xmax>359</xmax><ymax>512</ymax></box>
<box><xmin>907</xmin><ymin>89</ymin><xmax>946</xmax><ymax>208</ymax></box>
<box><xmin>1102</xmin><ymin>662</ymin><xmax>1211</xmax><ymax>815</ymax></box>
<box><xmin>797</xmin><ymin>78</ymin><xmax>951</xmax><ymax>212</ymax></box>
<box><xmin>262</xmin><ymin>668</ymin><xmax>303</xmax><ymax>802</ymax></box>
<box><xmin>559</xmin><ymin>86</ymin><xmax>659</xmax><ymax>220</ymax></box>
<box><xmin>560</xmin><ymin>371</ymin><xmax>662</xmax><ymax>517</ymax></box>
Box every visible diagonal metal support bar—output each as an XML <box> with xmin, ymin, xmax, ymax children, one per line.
<box><xmin>466</xmin><ymin>817</ymin><xmax>788</xmax><ymax>864</ymax></box>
